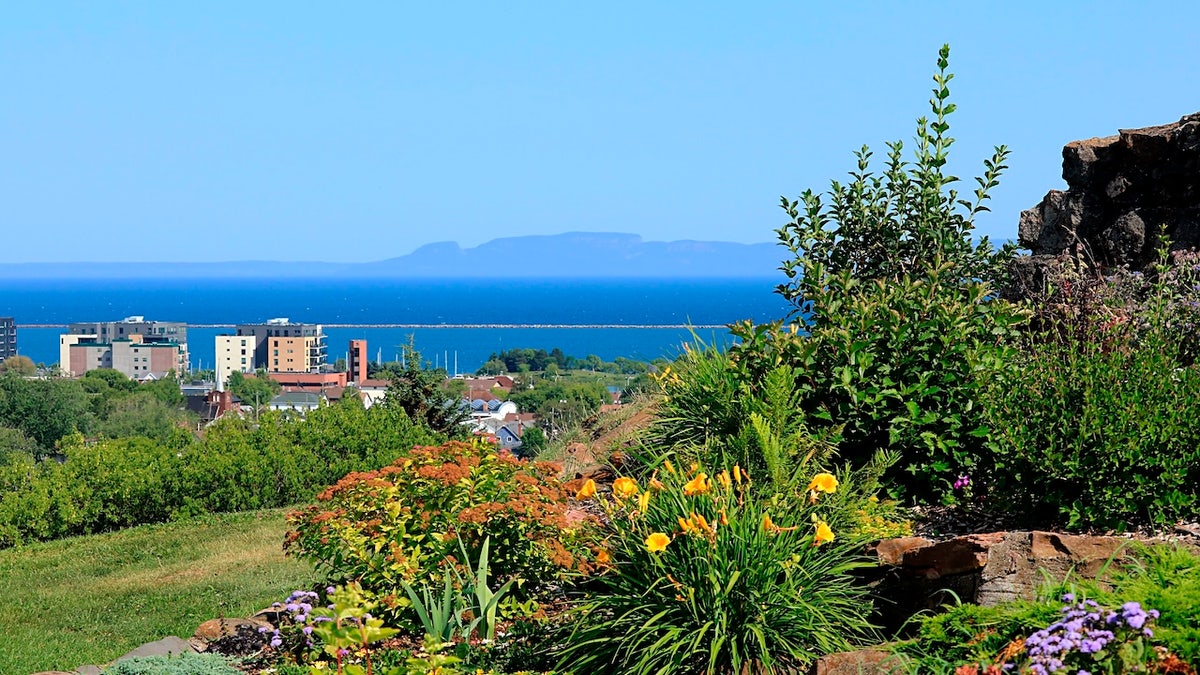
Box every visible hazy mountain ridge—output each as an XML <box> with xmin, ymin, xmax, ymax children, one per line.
<box><xmin>0</xmin><ymin>233</ymin><xmax>782</xmax><ymax>279</ymax></box>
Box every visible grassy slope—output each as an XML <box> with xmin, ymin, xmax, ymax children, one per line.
<box><xmin>0</xmin><ymin>509</ymin><xmax>319</xmax><ymax>674</ymax></box>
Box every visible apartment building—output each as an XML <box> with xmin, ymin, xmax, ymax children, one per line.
<box><xmin>215</xmin><ymin>334</ymin><xmax>257</xmax><ymax>390</ymax></box>
<box><xmin>0</xmin><ymin>317</ymin><xmax>16</xmax><ymax>361</ymax></box>
<box><xmin>59</xmin><ymin>334</ymin><xmax>185</xmax><ymax>379</ymax></box>
<box><xmin>60</xmin><ymin>316</ymin><xmax>189</xmax><ymax>377</ymax></box>
<box><xmin>235</xmin><ymin>318</ymin><xmax>327</xmax><ymax>373</ymax></box>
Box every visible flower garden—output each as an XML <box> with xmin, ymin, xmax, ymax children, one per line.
<box><xmin>91</xmin><ymin>46</ymin><xmax>1200</xmax><ymax>675</ymax></box>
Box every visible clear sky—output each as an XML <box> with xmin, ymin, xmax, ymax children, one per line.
<box><xmin>3</xmin><ymin>2</ymin><xmax>1199</xmax><ymax>263</ymax></box>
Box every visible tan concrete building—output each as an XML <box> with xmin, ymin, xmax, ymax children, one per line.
<box><xmin>235</xmin><ymin>318</ymin><xmax>327</xmax><ymax>372</ymax></box>
<box><xmin>268</xmin><ymin>335</ymin><xmax>324</xmax><ymax>373</ymax></box>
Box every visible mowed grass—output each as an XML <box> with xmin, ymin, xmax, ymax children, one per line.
<box><xmin>0</xmin><ymin>509</ymin><xmax>319</xmax><ymax>674</ymax></box>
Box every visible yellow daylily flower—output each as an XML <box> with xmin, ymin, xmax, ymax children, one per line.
<box><xmin>645</xmin><ymin>532</ymin><xmax>671</xmax><ymax>553</ymax></box>
<box><xmin>807</xmin><ymin>473</ymin><xmax>839</xmax><ymax>494</ymax></box>
<box><xmin>637</xmin><ymin>490</ymin><xmax>651</xmax><ymax>515</ymax></box>
<box><xmin>813</xmin><ymin>520</ymin><xmax>835</xmax><ymax>546</ymax></box>
<box><xmin>683</xmin><ymin>472</ymin><xmax>711</xmax><ymax>496</ymax></box>
<box><xmin>596</xmin><ymin>549</ymin><xmax>612</xmax><ymax>564</ymax></box>
<box><xmin>612</xmin><ymin>476</ymin><xmax>639</xmax><ymax>500</ymax></box>
<box><xmin>575</xmin><ymin>479</ymin><xmax>596</xmax><ymax>500</ymax></box>
<box><xmin>678</xmin><ymin>516</ymin><xmax>694</xmax><ymax>534</ymax></box>
<box><xmin>716</xmin><ymin>470</ymin><xmax>732</xmax><ymax>490</ymax></box>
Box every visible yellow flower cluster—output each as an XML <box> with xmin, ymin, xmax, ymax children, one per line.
<box><xmin>576</xmin><ymin>466</ymin><xmax>837</xmax><ymax>554</ymax></box>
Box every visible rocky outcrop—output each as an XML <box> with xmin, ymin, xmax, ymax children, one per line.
<box><xmin>865</xmin><ymin>531</ymin><xmax>1135</xmax><ymax>633</ymax></box>
<box><xmin>1015</xmin><ymin>112</ymin><xmax>1200</xmax><ymax>287</ymax></box>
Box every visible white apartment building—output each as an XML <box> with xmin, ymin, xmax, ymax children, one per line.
<box><xmin>215</xmin><ymin>335</ymin><xmax>257</xmax><ymax>391</ymax></box>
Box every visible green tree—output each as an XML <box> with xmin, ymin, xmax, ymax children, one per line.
<box><xmin>140</xmin><ymin>372</ymin><xmax>184</xmax><ymax>407</ymax></box>
<box><xmin>95</xmin><ymin>392</ymin><xmax>186</xmax><ymax>442</ymax></box>
<box><xmin>381</xmin><ymin>342</ymin><xmax>471</xmax><ymax>437</ymax></box>
<box><xmin>478</xmin><ymin>358</ymin><xmax>507</xmax><ymax>376</ymax></box>
<box><xmin>82</xmin><ymin>368</ymin><xmax>138</xmax><ymax>394</ymax></box>
<box><xmin>226</xmin><ymin>370</ymin><xmax>280</xmax><ymax>407</ymax></box>
<box><xmin>0</xmin><ymin>372</ymin><xmax>92</xmax><ymax>453</ymax></box>
<box><xmin>519</xmin><ymin>425</ymin><xmax>548</xmax><ymax>456</ymax></box>
<box><xmin>0</xmin><ymin>426</ymin><xmax>40</xmax><ymax>465</ymax></box>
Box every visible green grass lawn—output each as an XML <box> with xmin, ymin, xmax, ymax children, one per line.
<box><xmin>0</xmin><ymin>509</ymin><xmax>319</xmax><ymax>674</ymax></box>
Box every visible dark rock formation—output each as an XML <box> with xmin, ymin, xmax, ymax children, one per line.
<box><xmin>1016</xmin><ymin>112</ymin><xmax>1200</xmax><ymax>284</ymax></box>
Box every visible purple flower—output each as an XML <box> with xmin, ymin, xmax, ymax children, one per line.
<box><xmin>953</xmin><ymin>474</ymin><xmax>971</xmax><ymax>490</ymax></box>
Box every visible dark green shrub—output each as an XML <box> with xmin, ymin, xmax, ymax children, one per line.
<box><xmin>0</xmin><ymin>395</ymin><xmax>443</xmax><ymax>547</ymax></box>
<box><xmin>728</xmin><ymin>45</ymin><xmax>1024</xmax><ymax>500</ymax></box>
<box><xmin>980</xmin><ymin>252</ymin><xmax>1200</xmax><ymax>530</ymax></box>
<box><xmin>979</xmin><ymin>326</ymin><xmax>1200</xmax><ymax>530</ymax></box>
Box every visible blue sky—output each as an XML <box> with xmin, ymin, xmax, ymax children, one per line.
<box><xmin>3</xmin><ymin>2</ymin><xmax>1199</xmax><ymax>263</ymax></box>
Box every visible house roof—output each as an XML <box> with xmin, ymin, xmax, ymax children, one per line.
<box><xmin>269</xmin><ymin>392</ymin><xmax>323</xmax><ymax>407</ymax></box>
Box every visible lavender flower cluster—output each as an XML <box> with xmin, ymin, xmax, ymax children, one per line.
<box><xmin>258</xmin><ymin>589</ymin><xmax>333</xmax><ymax>650</ymax></box>
<box><xmin>1023</xmin><ymin>594</ymin><xmax>1159</xmax><ymax>675</ymax></box>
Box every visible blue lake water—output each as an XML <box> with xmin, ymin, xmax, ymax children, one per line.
<box><xmin>2</xmin><ymin>277</ymin><xmax>792</xmax><ymax>371</ymax></box>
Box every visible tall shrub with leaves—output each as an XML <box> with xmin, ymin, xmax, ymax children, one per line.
<box><xmin>730</xmin><ymin>45</ymin><xmax>1025</xmax><ymax>499</ymax></box>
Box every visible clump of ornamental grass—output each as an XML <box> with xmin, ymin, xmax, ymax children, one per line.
<box><xmin>558</xmin><ymin>456</ymin><xmax>880</xmax><ymax>675</ymax></box>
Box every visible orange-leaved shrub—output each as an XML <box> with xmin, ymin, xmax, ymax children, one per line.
<box><xmin>285</xmin><ymin>439</ymin><xmax>599</xmax><ymax>610</ymax></box>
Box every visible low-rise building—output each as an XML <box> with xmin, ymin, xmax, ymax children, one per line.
<box><xmin>268</xmin><ymin>391</ymin><xmax>323</xmax><ymax>415</ymax></box>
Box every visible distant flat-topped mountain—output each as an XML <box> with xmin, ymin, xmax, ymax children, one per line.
<box><xmin>0</xmin><ymin>233</ymin><xmax>782</xmax><ymax>279</ymax></box>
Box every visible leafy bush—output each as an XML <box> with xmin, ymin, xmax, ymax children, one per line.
<box><xmin>979</xmin><ymin>253</ymin><xmax>1200</xmax><ymax>530</ymax></box>
<box><xmin>728</xmin><ymin>45</ymin><xmax>1024</xmax><ymax>500</ymax></box>
<box><xmin>559</xmin><ymin>457</ymin><xmax>881</xmax><ymax>674</ymax></box>
<box><xmin>0</xmin><ymin>396</ymin><xmax>442</xmax><ymax>547</ymax></box>
<box><xmin>102</xmin><ymin>652</ymin><xmax>240</xmax><ymax>675</ymax></box>
<box><xmin>285</xmin><ymin>440</ymin><xmax>599</xmax><ymax>616</ymax></box>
